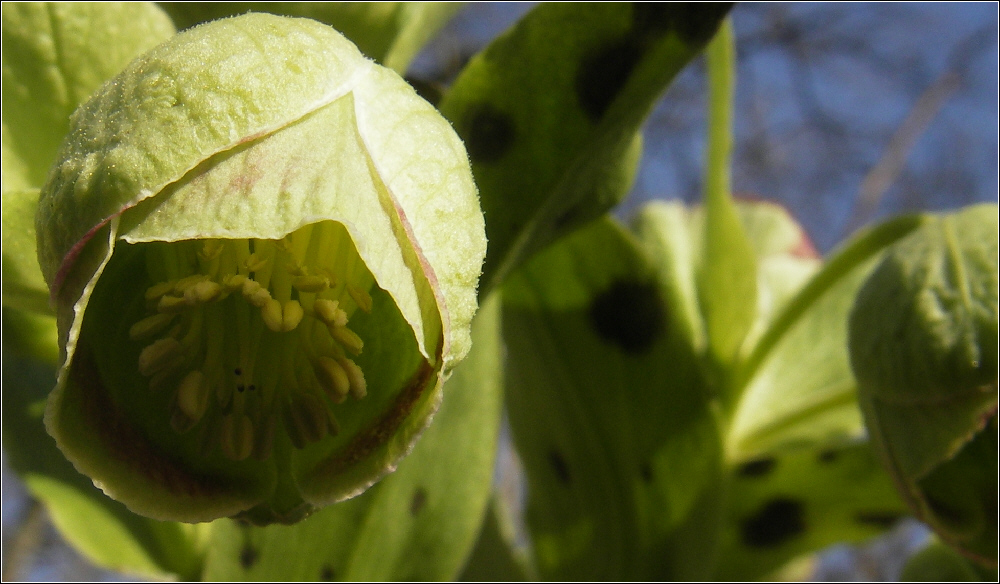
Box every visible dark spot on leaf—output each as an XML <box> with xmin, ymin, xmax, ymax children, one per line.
<box><xmin>673</xmin><ymin>3</ymin><xmax>735</xmax><ymax>45</ymax></box>
<box><xmin>855</xmin><ymin>510</ymin><xmax>905</xmax><ymax>528</ymax></box>
<box><xmin>817</xmin><ymin>449</ymin><xmax>838</xmax><ymax>464</ymax></box>
<box><xmin>589</xmin><ymin>280</ymin><xmax>666</xmax><ymax>354</ymax></box>
<box><xmin>463</xmin><ymin>103</ymin><xmax>515</xmax><ymax>163</ymax></box>
<box><xmin>237</xmin><ymin>384</ymin><xmax>245</xmax><ymax>393</ymax></box>
<box><xmin>234</xmin><ymin>368</ymin><xmax>242</xmax><ymax>376</ymax></box>
<box><xmin>239</xmin><ymin>544</ymin><xmax>258</xmax><ymax>569</ymax></box>
<box><xmin>640</xmin><ymin>463</ymin><xmax>654</xmax><ymax>483</ymax></box>
<box><xmin>410</xmin><ymin>487</ymin><xmax>427</xmax><ymax>516</ymax></box>
<box><xmin>549</xmin><ymin>450</ymin><xmax>571</xmax><ymax>485</ymax></box>
<box><xmin>320</xmin><ymin>565</ymin><xmax>335</xmax><ymax>581</ymax></box>
<box><xmin>576</xmin><ymin>38</ymin><xmax>643</xmax><ymax>121</ymax></box>
<box><xmin>741</xmin><ymin>497</ymin><xmax>806</xmax><ymax>548</ymax></box>
<box><xmin>248</xmin><ymin>384</ymin><xmax>256</xmax><ymax>391</ymax></box>
<box><xmin>737</xmin><ymin>457</ymin><xmax>776</xmax><ymax>478</ymax></box>
<box><xmin>405</xmin><ymin>76</ymin><xmax>443</xmax><ymax>106</ymax></box>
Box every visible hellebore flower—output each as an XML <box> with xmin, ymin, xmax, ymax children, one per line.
<box><xmin>850</xmin><ymin>204</ymin><xmax>998</xmax><ymax>564</ymax></box>
<box><xmin>36</xmin><ymin>14</ymin><xmax>485</xmax><ymax>525</ymax></box>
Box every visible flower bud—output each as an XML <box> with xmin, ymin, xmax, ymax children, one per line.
<box><xmin>850</xmin><ymin>204</ymin><xmax>998</xmax><ymax>564</ymax></box>
<box><xmin>36</xmin><ymin>14</ymin><xmax>485</xmax><ymax>524</ymax></box>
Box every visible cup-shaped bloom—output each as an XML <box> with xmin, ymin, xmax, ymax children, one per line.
<box><xmin>850</xmin><ymin>204</ymin><xmax>997</xmax><ymax>564</ymax></box>
<box><xmin>35</xmin><ymin>14</ymin><xmax>485</xmax><ymax>525</ymax></box>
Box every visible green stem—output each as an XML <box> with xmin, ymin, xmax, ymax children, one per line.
<box><xmin>699</xmin><ymin>19</ymin><xmax>758</xmax><ymax>403</ymax></box>
<box><xmin>704</xmin><ymin>19</ymin><xmax>734</xmax><ymax>214</ymax></box>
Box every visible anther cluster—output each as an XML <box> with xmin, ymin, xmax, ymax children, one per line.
<box><xmin>130</xmin><ymin>222</ymin><xmax>373</xmax><ymax>461</ymax></box>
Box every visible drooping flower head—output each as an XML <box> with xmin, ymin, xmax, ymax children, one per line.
<box><xmin>36</xmin><ymin>13</ymin><xmax>485</xmax><ymax>525</ymax></box>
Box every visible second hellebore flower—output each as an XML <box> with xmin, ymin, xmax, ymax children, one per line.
<box><xmin>35</xmin><ymin>14</ymin><xmax>485</xmax><ymax>524</ymax></box>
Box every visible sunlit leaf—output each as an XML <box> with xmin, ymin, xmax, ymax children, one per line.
<box><xmin>728</xmin><ymin>215</ymin><xmax>927</xmax><ymax>459</ymax></box>
<box><xmin>2</xmin><ymin>188</ymin><xmax>49</xmax><ymax>313</ymax></box>
<box><xmin>1</xmin><ymin>2</ymin><xmax>175</xmax><ymax>191</ymax></box>
<box><xmin>439</xmin><ymin>3</ymin><xmax>733</xmax><ymax>293</ymax></box>
<box><xmin>503</xmin><ymin>217</ymin><xmax>722</xmax><ymax>580</ymax></box>
<box><xmin>1</xmin><ymin>2</ymin><xmax>175</xmax><ymax>312</ymax></box>
<box><xmin>714</xmin><ymin>443</ymin><xmax>908</xmax><ymax>581</ymax></box>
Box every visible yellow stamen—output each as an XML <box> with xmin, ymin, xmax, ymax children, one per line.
<box><xmin>176</xmin><ymin>370</ymin><xmax>210</xmax><ymax>422</ymax></box>
<box><xmin>292</xmin><ymin>274</ymin><xmax>329</xmax><ymax>293</ymax></box>
<box><xmin>348</xmin><ymin>285</ymin><xmax>373</xmax><ymax>313</ymax></box>
<box><xmin>313</xmin><ymin>299</ymin><xmax>347</xmax><ymax>327</ymax></box>
<box><xmin>315</xmin><ymin>356</ymin><xmax>350</xmax><ymax>402</ymax></box>
<box><xmin>220</xmin><ymin>413</ymin><xmax>254</xmax><ymax>461</ymax></box>
<box><xmin>329</xmin><ymin>325</ymin><xmax>364</xmax><ymax>356</ymax></box>
<box><xmin>339</xmin><ymin>357</ymin><xmax>367</xmax><ymax>400</ymax></box>
<box><xmin>245</xmin><ymin>252</ymin><xmax>268</xmax><ymax>273</ymax></box>
<box><xmin>157</xmin><ymin>294</ymin><xmax>188</xmax><ymax>314</ymax></box>
<box><xmin>262</xmin><ymin>298</ymin><xmax>284</xmax><ymax>332</ymax></box>
<box><xmin>184</xmin><ymin>280</ymin><xmax>222</xmax><ymax>306</ymax></box>
<box><xmin>145</xmin><ymin>280</ymin><xmax>175</xmax><ymax>302</ymax></box>
<box><xmin>130</xmin><ymin>313</ymin><xmax>175</xmax><ymax>340</ymax></box>
<box><xmin>282</xmin><ymin>300</ymin><xmax>304</xmax><ymax>332</ymax></box>
<box><xmin>138</xmin><ymin>337</ymin><xmax>184</xmax><ymax>377</ymax></box>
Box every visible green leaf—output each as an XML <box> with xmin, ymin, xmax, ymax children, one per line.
<box><xmin>157</xmin><ymin>2</ymin><xmax>461</xmax><ymax>74</ymax></box>
<box><xmin>458</xmin><ymin>498</ymin><xmax>531</xmax><ymax>582</ymax></box>
<box><xmin>36</xmin><ymin>14</ymin><xmax>485</xmax><ymax>523</ymax></box>
<box><xmin>714</xmin><ymin>443</ymin><xmax>908</xmax><ymax>581</ymax></box>
<box><xmin>502</xmin><ymin>217</ymin><xmax>722</xmax><ymax>580</ymax></box>
<box><xmin>729</xmin><ymin>201</ymin><xmax>822</xmax><ymax>348</ymax></box>
<box><xmin>643</xmin><ymin>199</ymin><xmax>823</xmax><ymax>357</ymax></box>
<box><xmin>1</xmin><ymin>3</ymin><xmax>175</xmax><ymax>314</ymax></box>
<box><xmin>697</xmin><ymin>19</ymin><xmax>758</xmax><ymax>382</ymax></box>
<box><xmin>439</xmin><ymin>3</ymin><xmax>733</xmax><ymax>293</ymax></box>
<box><xmin>2</xmin><ymin>188</ymin><xmax>50</xmax><ymax>314</ymax></box>
<box><xmin>902</xmin><ymin>539</ymin><xmax>996</xmax><ymax>582</ymax></box>
<box><xmin>632</xmin><ymin>200</ymin><xmax>706</xmax><ymax>355</ymax></box>
<box><xmin>851</xmin><ymin>203</ymin><xmax>998</xmax><ymax>564</ymax></box>
<box><xmin>728</xmin><ymin>214</ymin><xmax>927</xmax><ymax>459</ymax></box>
<box><xmin>1</xmin><ymin>307</ymin><xmax>203</xmax><ymax>580</ymax></box>
<box><xmin>1</xmin><ymin>2</ymin><xmax>175</xmax><ymax>191</ymax></box>
<box><xmin>202</xmin><ymin>293</ymin><xmax>503</xmax><ymax>580</ymax></box>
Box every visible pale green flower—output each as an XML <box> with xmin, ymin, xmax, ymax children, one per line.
<box><xmin>36</xmin><ymin>13</ymin><xmax>485</xmax><ymax>525</ymax></box>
